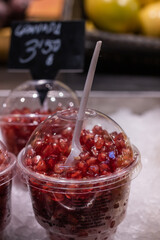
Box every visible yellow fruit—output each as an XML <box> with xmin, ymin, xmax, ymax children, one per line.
<box><xmin>84</xmin><ymin>0</ymin><xmax>140</xmax><ymax>33</ymax></box>
<box><xmin>139</xmin><ymin>1</ymin><xmax>160</xmax><ymax>36</ymax></box>
<box><xmin>139</xmin><ymin>0</ymin><xmax>157</xmax><ymax>7</ymax></box>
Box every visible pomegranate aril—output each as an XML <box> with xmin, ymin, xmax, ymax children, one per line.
<box><xmin>53</xmin><ymin>193</ymin><xmax>65</xmax><ymax>202</ymax></box>
<box><xmin>52</xmin><ymin>142</ymin><xmax>60</xmax><ymax>154</ymax></box>
<box><xmin>58</xmin><ymin>138</ymin><xmax>69</xmax><ymax>153</ymax></box>
<box><xmin>98</xmin><ymin>152</ymin><xmax>107</xmax><ymax>162</ymax></box>
<box><xmin>94</xmin><ymin>135</ymin><xmax>104</xmax><ymax>149</ymax></box>
<box><xmin>25</xmin><ymin>158</ymin><xmax>33</xmax><ymax>166</ymax></box>
<box><xmin>92</xmin><ymin>125</ymin><xmax>103</xmax><ymax>135</ymax></box>
<box><xmin>42</xmin><ymin>144</ymin><xmax>54</xmax><ymax>157</ymax></box>
<box><xmin>54</xmin><ymin>163</ymin><xmax>65</xmax><ymax>174</ymax></box>
<box><xmin>26</xmin><ymin>147</ymin><xmax>35</xmax><ymax>157</ymax></box>
<box><xmin>46</xmin><ymin>155</ymin><xmax>57</xmax><ymax>170</ymax></box>
<box><xmin>70</xmin><ymin>170</ymin><xmax>82</xmax><ymax>179</ymax></box>
<box><xmin>62</xmin><ymin>127</ymin><xmax>73</xmax><ymax>140</ymax></box>
<box><xmin>32</xmin><ymin>139</ymin><xmax>45</xmax><ymax>153</ymax></box>
<box><xmin>91</xmin><ymin>146</ymin><xmax>99</xmax><ymax>156</ymax></box>
<box><xmin>88</xmin><ymin>164</ymin><xmax>99</xmax><ymax>175</ymax></box>
<box><xmin>59</xmin><ymin>154</ymin><xmax>67</xmax><ymax>163</ymax></box>
<box><xmin>35</xmin><ymin>160</ymin><xmax>47</xmax><ymax>172</ymax></box>
<box><xmin>76</xmin><ymin>161</ymin><xmax>88</xmax><ymax>173</ymax></box>
<box><xmin>86</xmin><ymin>157</ymin><xmax>97</xmax><ymax>166</ymax></box>
<box><xmin>32</xmin><ymin>155</ymin><xmax>42</xmax><ymax>165</ymax></box>
<box><xmin>79</xmin><ymin>151</ymin><xmax>90</xmax><ymax>161</ymax></box>
<box><xmin>99</xmin><ymin>162</ymin><xmax>110</xmax><ymax>172</ymax></box>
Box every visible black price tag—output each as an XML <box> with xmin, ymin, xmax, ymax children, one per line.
<box><xmin>8</xmin><ymin>21</ymin><xmax>85</xmax><ymax>79</ymax></box>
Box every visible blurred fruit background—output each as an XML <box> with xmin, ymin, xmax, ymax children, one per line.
<box><xmin>83</xmin><ymin>0</ymin><xmax>160</xmax><ymax>37</ymax></box>
<box><xmin>1</xmin><ymin>0</ymin><xmax>160</xmax><ymax>75</ymax></box>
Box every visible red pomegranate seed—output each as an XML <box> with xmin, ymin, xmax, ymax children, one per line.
<box><xmin>53</xmin><ymin>193</ymin><xmax>65</xmax><ymax>202</ymax></box>
<box><xmin>94</xmin><ymin>135</ymin><xmax>104</xmax><ymax>149</ymax></box>
<box><xmin>35</xmin><ymin>160</ymin><xmax>47</xmax><ymax>172</ymax></box>
<box><xmin>86</xmin><ymin>157</ymin><xmax>97</xmax><ymax>166</ymax></box>
<box><xmin>91</xmin><ymin>146</ymin><xmax>99</xmax><ymax>156</ymax></box>
<box><xmin>42</xmin><ymin>145</ymin><xmax>53</xmax><ymax>157</ymax></box>
<box><xmin>52</xmin><ymin>142</ymin><xmax>60</xmax><ymax>154</ymax></box>
<box><xmin>62</xmin><ymin>127</ymin><xmax>73</xmax><ymax>140</ymax></box>
<box><xmin>46</xmin><ymin>155</ymin><xmax>57</xmax><ymax>170</ymax></box>
<box><xmin>98</xmin><ymin>152</ymin><xmax>107</xmax><ymax>162</ymax></box>
<box><xmin>26</xmin><ymin>148</ymin><xmax>35</xmax><ymax>157</ymax></box>
<box><xmin>54</xmin><ymin>163</ymin><xmax>65</xmax><ymax>174</ymax></box>
<box><xmin>99</xmin><ymin>162</ymin><xmax>110</xmax><ymax>172</ymax></box>
<box><xmin>59</xmin><ymin>154</ymin><xmax>67</xmax><ymax>163</ymax></box>
<box><xmin>25</xmin><ymin>157</ymin><xmax>33</xmax><ymax>166</ymax></box>
<box><xmin>79</xmin><ymin>151</ymin><xmax>90</xmax><ymax>161</ymax></box>
<box><xmin>58</xmin><ymin>138</ymin><xmax>68</xmax><ymax>153</ymax></box>
<box><xmin>76</xmin><ymin>161</ymin><xmax>88</xmax><ymax>173</ymax></box>
<box><xmin>32</xmin><ymin>155</ymin><xmax>42</xmax><ymax>165</ymax></box>
<box><xmin>70</xmin><ymin>170</ymin><xmax>82</xmax><ymax>179</ymax></box>
<box><xmin>88</xmin><ymin>164</ymin><xmax>99</xmax><ymax>175</ymax></box>
<box><xmin>92</xmin><ymin>125</ymin><xmax>103</xmax><ymax>135</ymax></box>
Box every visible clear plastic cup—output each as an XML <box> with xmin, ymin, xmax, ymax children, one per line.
<box><xmin>17</xmin><ymin>108</ymin><xmax>141</xmax><ymax>240</ymax></box>
<box><xmin>0</xmin><ymin>80</ymin><xmax>79</xmax><ymax>156</ymax></box>
<box><xmin>0</xmin><ymin>141</ymin><xmax>16</xmax><ymax>235</ymax></box>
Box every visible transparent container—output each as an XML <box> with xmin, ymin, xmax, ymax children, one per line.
<box><xmin>0</xmin><ymin>141</ymin><xmax>16</xmax><ymax>236</ymax></box>
<box><xmin>17</xmin><ymin>108</ymin><xmax>141</xmax><ymax>240</ymax></box>
<box><xmin>0</xmin><ymin>80</ymin><xmax>79</xmax><ymax>156</ymax></box>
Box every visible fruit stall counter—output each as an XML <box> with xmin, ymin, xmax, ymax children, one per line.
<box><xmin>0</xmin><ymin>74</ymin><xmax>160</xmax><ymax>239</ymax></box>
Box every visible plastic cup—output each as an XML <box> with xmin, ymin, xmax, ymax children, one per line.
<box><xmin>0</xmin><ymin>141</ymin><xmax>16</xmax><ymax>236</ymax></box>
<box><xmin>0</xmin><ymin>79</ymin><xmax>79</xmax><ymax>156</ymax></box>
<box><xmin>17</xmin><ymin>108</ymin><xmax>141</xmax><ymax>240</ymax></box>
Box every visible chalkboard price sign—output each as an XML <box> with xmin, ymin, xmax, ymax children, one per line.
<box><xmin>9</xmin><ymin>21</ymin><xmax>85</xmax><ymax>79</ymax></box>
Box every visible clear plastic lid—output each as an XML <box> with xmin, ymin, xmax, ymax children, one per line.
<box><xmin>0</xmin><ymin>141</ymin><xmax>16</xmax><ymax>185</ymax></box>
<box><xmin>0</xmin><ymin>79</ymin><xmax>79</xmax><ymax>125</ymax></box>
<box><xmin>17</xmin><ymin>108</ymin><xmax>141</xmax><ymax>191</ymax></box>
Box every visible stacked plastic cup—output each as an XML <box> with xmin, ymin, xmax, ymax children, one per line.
<box><xmin>0</xmin><ymin>141</ymin><xmax>16</xmax><ymax>239</ymax></box>
<box><xmin>0</xmin><ymin>79</ymin><xmax>79</xmax><ymax>156</ymax></box>
<box><xmin>17</xmin><ymin>108</ymin><xmax>141</xmax><ymax>240</ymax></box>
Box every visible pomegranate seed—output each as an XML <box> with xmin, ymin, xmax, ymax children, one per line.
<box><xmin>79</xmin><ymin>151</ymin><xmax>90</xmax><ymax>161</ymax></box>
<box><xmin>99</xmin><ymin>162</ymin><xmax>110</xmax><ymax>172</ymax></box>
<box><xmin>25</xmin><ymin>157</ymin><xmax>33</xmax><ymax>166</ymax></box>
<box><xmin>53</xmin><ymin>193</ymin><xmax>65</xmax><ymax>202</ymax></box>
<box><xmin>91</xmin><ymin>146</ymin><xmax>99</xmax><ymax>156</ymax></box>
<box><xmin>35</xmin><ymin>160</ymin><xmax>47</xmax><ymax>172</ymax></box>
<box><xmin>52</xmin><ymin>142</ymin><xmax>60</xmax><ymax>154</ymax></box>
<box><xmin>54</xmin><ymin>163</ymin><xmax>64</xmax><ymax>174</ymax></box>
<box><xmin>59</xmin><ymin>154</ymin><xmax>67</xmax><ymax>163</ymax></box>
<box><xmin>42</xmin><ymin>144</ymin><xmax>53</xmax><ymax>157</ymax></box>
<box><xmin>86</xmin><ymin>157</ymin><xmax>97</xmax><ymax>166</ymax></box>
<box><xmin>76</xmin><ymin>161</ymin><xmax>88</xmax><ymax>173</ymax></box>
<box><xmin>88</xmin><ymin>164</ymin><xmax>99</xmax><ymax>175</ymax></box>
<box><xmin>32</xmin><ymin>155</ymin><xmax>42</xmax><ymax>165</ymax></box>
<box><xmin>94</xmin><ymin>135</ymin><xmax>104</xmax><ymax>149</ymax></box>
<box><xmin>92</xmin><ymin>125</ymin><xmax>103</xmax><ymax>135</ymax></box>
<box><xmin>98</xmin><ymin>152</ymin><xmax>107</xmax><ymax>162</ymax></box>
<box><xmin>58</xmin><ymin>138</ymin><xmax>68</xmax><ymax>153</ymax></box>
<box><xmin>46</xmin><ymin>155</ymin><xmax>57</xmax><ymax>170</ymax></box>
<box><xmin>70</xmin><ymin>170</ymin><xmax>82</xmax><ymax>179</ymax></box>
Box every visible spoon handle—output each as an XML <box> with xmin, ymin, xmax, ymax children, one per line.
<box><xmin>72</xmin><ymin>41</ymin><xmax>102</xmax><ymax>146</ymax></box>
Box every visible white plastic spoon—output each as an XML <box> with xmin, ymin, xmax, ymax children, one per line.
<box><xmin>65</xmin><ymin>40</ymin><xmax>102</xmax><ymax>166</ymax></box>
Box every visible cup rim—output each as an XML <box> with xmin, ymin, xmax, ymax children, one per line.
<box><xmin>17</xmin><ymin>145</ymin><xmax>141</xmax><ymax>190</ymax></box>
<box><xmin>0</xmin><ymin>152</ymin><xmax>17</xmax><ymax>185</ymax></box>
<box><xmin>0</xmin><ymin>113</ymin><xmax>52</xmax><ymax>126</ymax></box>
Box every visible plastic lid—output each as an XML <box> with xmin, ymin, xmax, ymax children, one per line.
<box><xmin>0</xmin><ymin>141</ymin><xmax>16</xmax><ymax>185</ymax></box>
<box><xmin>1</xmin><ymin>79</ymin><xmax>79</xmax><ymax>117</ymax></box>
<box><xmin>17</xmin><ymin>108</ymin><xmax>141</xmax><ymax>191</ymax></box>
